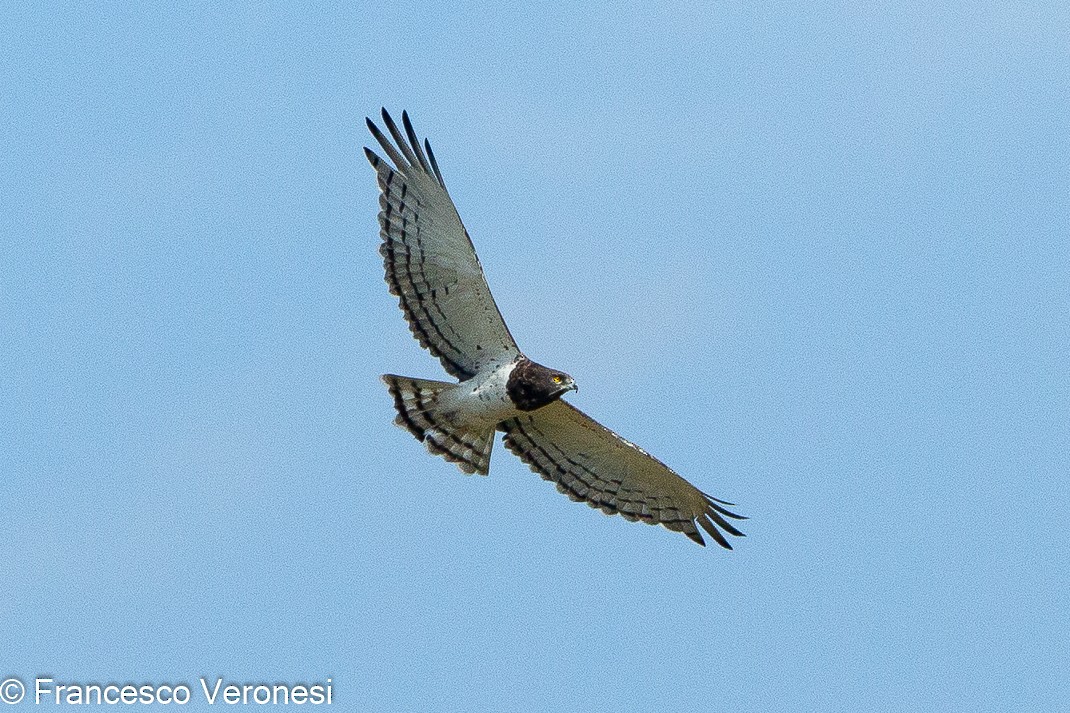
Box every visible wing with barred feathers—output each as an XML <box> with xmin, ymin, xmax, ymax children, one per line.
<box><xmin>501</xmin><ymin>401</ymin><xmax>746</xmax><ymax>548</ymax></box>
<box><xmin>365</xmin><ymin>109</ymin><xmax>521</xmax><ymax>380</ymax></box>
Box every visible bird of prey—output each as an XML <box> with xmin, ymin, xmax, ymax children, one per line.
<box><xmin>364</xmin><ymin>109</ymin><xmax>745</xmax><ymax>548</ymax></box>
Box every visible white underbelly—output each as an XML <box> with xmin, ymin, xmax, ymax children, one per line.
<box><xmin>437</xmin><ymin>363</ymin><xmax>520</xmax><ymax>428</ymax></box>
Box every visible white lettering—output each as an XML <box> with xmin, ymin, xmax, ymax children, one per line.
<box><xmin>30</xmin><ymin>677</ymin><xmax>332</xmax><ymax>705</ymax></box>
<box><xmin>173</xmin><ymin>685</ymin><xmax>191</xmax><ymax>704</ymax></box>
<box><xmin>201</xmin><ymin>677</ymin><xmax>223</xmax><ymax>704</ymax></box>
<box><xmin>35</xmin><ymin>678</ymin><xmax>53</xmax><ymax>704</ymax></box>
<box><xmin>84</xmin><ymin>684</ymin><xmax>103</xmax><ymax>705</ymax></box>
<box><xmin>223</xmin><ymin>684</ymin><xmax>241</xmax><ymax>704</ymax></box>
<box><xmin>61</xmin><ymin>680</ymin><xmax>80</xmax><ymax>702</ymax></box>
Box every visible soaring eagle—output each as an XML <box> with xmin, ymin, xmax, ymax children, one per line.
<box><xmin>365</xmin><ymin>109</ymin><xmax>745</xmax><ymax>548</ymax></box>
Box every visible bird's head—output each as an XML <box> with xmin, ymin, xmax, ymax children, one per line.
<box><xmin>507</xmin><ymin>358</ymin><xmax>578</xmax><ymax>411</ymax></box>
<box><xmin>547</xmin><ymin>370</ymin><xmax>578</xmax><ymax>398</ymax></box>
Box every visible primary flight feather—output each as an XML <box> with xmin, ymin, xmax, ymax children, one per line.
<box><xmin>365</xmin><ymin>108</ymin><xmax>745</xmax><ymax>548</ymax></box>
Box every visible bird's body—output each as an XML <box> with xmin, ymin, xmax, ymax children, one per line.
<box><xmin>383</xmin><ymin>356</ymin><xmax>576</xmax><ymax>475</ymax></box>
<box><xmin>435</xmin><ymin>360</ymin><xmax>520</xmax><ymax>428</ymax></box>
<box><xmin>365</xmin><ymin>109</ymin><xmax>746</xmax><ymax>548</ymax></box>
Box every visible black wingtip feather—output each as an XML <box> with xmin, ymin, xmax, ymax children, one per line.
<box><xmin>366</xmin><ymin>117</ymin><xmax>386</xmax><ymax>144</ymax></box>
<box><xmin>366</xmin><ymin>117</ymin><xmax>412</xmax><ymax>171</ymax></box>
<box><xmin>714</xmin><ymin>517</ymin><xmax>746</xmax><ymax>538</ymax></box>
<box><xmin>705</xmin><ymin>492</ymin><xmax>739</xmax><ymax>507</ymax></box>
<box><xmin>425</xmin><ymin>139</ymin><xmax>446</xmax><ymax>186</ymax></box>
<box><xmin>402</xmin><ymin>110</ymin><xmax>432</xmax><ymax>172</ymax></box>
<box><xmin>698</xmin><ymin>514</ymin><xmax>735</xmax><ymax>549</ymax></box>
<box><xmin>381</xmin><ymin>108</ymin><xmax>425</xmax><ymax>169</ymax></box>
<box><xmin>703</xmin><ymin>492</ymin><xmax>747</xmax><ymax>521</ymax></box>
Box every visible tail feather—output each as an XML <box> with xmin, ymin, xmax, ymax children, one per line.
<box><xmin>381</xmin><ymin>374</ymin><xmax>494</xmax><ymax>475</ymax></box>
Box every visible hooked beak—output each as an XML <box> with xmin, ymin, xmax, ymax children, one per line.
<box><xmin>555</xmin><ymin>379</ymin><xmax>579</xmax><ymax>398</ymax></box>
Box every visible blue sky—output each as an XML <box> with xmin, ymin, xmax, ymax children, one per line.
<box><xmin>3</xmin><ymin>2</ymin><xmax>1068</xmax><ymax>710</ymax></box>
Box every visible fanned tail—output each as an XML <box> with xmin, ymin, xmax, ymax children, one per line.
<box><xmin>381</xmin><ymin>374</ymin><xmax>494</xmax><ymax>475</ymax></box>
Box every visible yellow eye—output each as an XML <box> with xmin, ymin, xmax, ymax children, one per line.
<box><xmin>552</xmin><ymin>376</ymin><xmax>562</xmax><ymax>384</ymax></box>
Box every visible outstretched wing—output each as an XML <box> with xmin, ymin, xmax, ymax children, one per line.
<box><xmin>365</xmin><ymin>109</ymin><xmax>520</xmax><ymax>380</ymax></box>
<box><xmin>501</xmin><ymin>401</ymin><xmax>746</xmax><ymax>548</ymax></box>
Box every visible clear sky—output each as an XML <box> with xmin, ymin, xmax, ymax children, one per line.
<box><xmin>3</xmin><ymin>2</ymin><xmax>1068</xmax><ymax>711</ymax></box>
